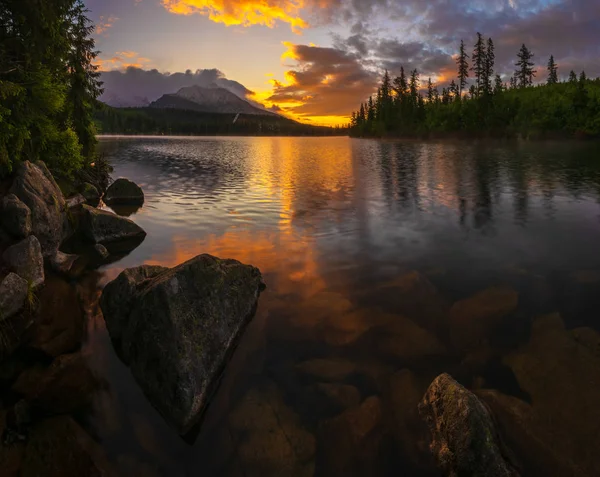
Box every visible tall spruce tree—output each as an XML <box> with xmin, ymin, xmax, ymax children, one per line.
<box><xmin>427</xmin><ymin>77</ymin><xmax>434</xmax><ymax>102</ymax></box>
<box><xmin>457</xmin><ymin>39</ymin><xmax>469</xmax><ymax>98</ymax></box>
<box><xmin>483</xmin><ymin>37</ymin><xmax>495</xmax><ymax>95</ymax></box>
<box><xmin>568</xmin><ymin>70</ymin><xmax>578</xmax><ymax>83</ymax></box>
<box><xmin>547</xmin><ymin>55</ymin><xmax>558</xmax><ymax>85</ymax></box>
<box><xmin>493</xmin><ymin>74</ymin><xmax>503</xmax><ymax>94</ymax></box>
<box><xmin>471</xmin><ymin>32</ymin><xmax>486</xmax><ymax>96</ymax></box>
<box><xmin>515</xmin><ymin>44</ymin><xmax>536</xmax><ymax>87</ymax></box>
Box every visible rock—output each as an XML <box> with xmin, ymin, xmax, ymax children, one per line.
<box><xmin>418</xmin><ymin>373</ymin><xmax>518</xmax><ymax>477</ymax></box>
<box><xmin>0</xmin><ymin>194</ymin><xmax>31</xmax><ymax>239</ymax></box>
<box><xmin>570</xmin><ymin>327</ymin><xmax>600</xmax><ymax>357</ymax></box>
<box><xmin>0</xmin><ymin>409</ymin><xmax>25</xmax><ymax>477</ymax></box>
<box><xmin>388</xmin><ymin>369</ymin><xmax>433</xmax><ymax>470</ymax></box>
<box><xmin>296</xmin><ymin>358</ymin><xmax>356</xmax><ymax>382</ymax></box>
<box><xmin>503</xmin><ymin>313</ymin><xmax>600</xmax><ymax>475</ymax></box>
<box><xmin>316</xmin><ymin>383</ymin><xmax>361</xmax><ymax>410</ymax></box>
<box><xmin>81</xmin><ymin>183</ymin><xmax>100</xmax><ymax>205</ymax></box>
<box><xmin>318</xmin><ymin>396</ymin><xmax>384</xmax><ymax>476</ymax></box>
<box><xmin>374</xmin><ymin>315</ymin><xmax>446</xmax><ymax>361</ymax></box>
<box><xmin>28</xmin><ymin>276</ymin><xmax>84</xmax><ymax>357</ymax></box>
<box><xmin>449</xmin><ymin>286</ymin><xmax>519</xmax><ymax>350</ymax></box>
<box><xmin>104</xmin><ymin>178</ymin><xmax>144</xmax><ymax>206</ymax></box>
<box><xmin>0</xmin><ymin>273</ymin><xmax>28</xmax><ymax>321</ymax></box>
<box><xmin>100</xmin><ymin>254</ymin><xmax>265</xmax><ymax>434</ymax></box>
<box><xmin>66</xmin><ymin>194</ymin><xmax>87</xmax><ymax>209</ymax></box>
<box><xmin>49</xmin><ymin>250</ymin><xmax>79</xmax><ymax>276</ymax></box>
<box><xmin>228</xmin><ymin>384</ymin><xmax>315</xmax><ymax>477</ymax></box>
<box><xmin>93</xmin><ymin>244</ymin><xmax>110</xmax><ymax>260</ymax></box>
<box><xmin>9</xmin><ymin>161</ymin><xmax>66</xmax><ymax>258</ymax></box>
<box><xmin>476</xmin><ymin>390</ymin><xmax>579</xmax><ymax>477</ymax></box>
<box><xmin>21</xmin><ymin>416</ymin><xmax>114</xmax><ymax>477</ymax></box>
<box><xmin>2</xmin><ymin>235</ymin><xmax>44</xmax><ymax>288</ymax></box>
<box><xmin>80</xmin><ymin>204</ymin><xmax>146</xmax><ymax>245</ymax></box>
<box><xmin>12</xmin><ymin>353</ymin><xmax>100</xmax><ymax>415</ymax></box>
<box><xmin>368</xmin><ymin>271</ymin><xmax>449</xmax><ymax>332</ymax></box>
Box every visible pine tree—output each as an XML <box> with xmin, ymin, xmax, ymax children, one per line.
<box><xmin>468</xmin><ymin>85</ymin><xmax>477</xmax><ymax>99</ymax></box>
<box><xmin>547</xmin><ymin>55</ymin><xmax>558</xmax><ymax>85</ymax></box>
<box><xmin>515</xmin><ymin>44</ymin><xmax>536</xmax><ymax>87</ymax></box>
<box><xmin>483</xmin><ymin>37</ymin><xmax>495</xmax><ymax>95</ymax></box>
<box><xmin>493</xmin><ymin>74</ymin><xmax>503</xmax><ymax>94</ymax></box>
<box><xmin>510</xmin><ymin>75</ymin><xmax>518</xmax><ymax>89</ymax></box>
<box><xmin>409</xmin><ymin>69</ymin><xmax>420</xmax><ymax>104</ymax></box>
<box><xmin>367</xmin><ymin>96</ymin><xmax>375</xmax><ymax>123</ymax></box>
<box><xmin>457</xmin><ymin>39</ymin><xmax>470</xmax><ymax>98</ymax></box>
<box><xmin>449</xmin><ymin>80</ymin><xmax>458</xmax><ymax>100</ymax></box>
<box><xmin>579</xmin><ymin>71</ymin><xmax>587</xmax><ymax>83</ymax></box>
<box><xmin>427</xmin><ymin>77</ymin><xmax>434</xmax><ymax>102</ymax></box>
<box><xmin>393</xmin><ymin>67</ymin><xmax>408</xmax><ymax>99</ymax></box>
<box><xmin>471</xmin><ymin>32</ymin><xmax>486</xmax><ymax>96</ymax></box>
<box><xmin>568</xmin><ymin>70</ymin><xmax>578</xmax><ymax>83</ymax></box>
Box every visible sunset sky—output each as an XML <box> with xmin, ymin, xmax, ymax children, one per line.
<box><xmin>85</xmin><ymin>0</ymin><xmax>600</xmax><ymax>125</ymax></box>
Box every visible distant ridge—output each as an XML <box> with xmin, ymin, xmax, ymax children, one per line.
<box><xmin>150</xmin><ymin>85</ymin><xmax>277</xmax><ymax>116</ymax></box>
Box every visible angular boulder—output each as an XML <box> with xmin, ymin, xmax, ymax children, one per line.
<box><xmin>49</xmin><ymin>251</ymin><xmax>80</xmax><ymax>276</ymax></box>
<box><xmin>104</xmin><ymin>178</ymin><xmax>144</xmax><ymax>206</ymax></box>
<box><xmin>2</xmin><ymin>235</ymin><xmax>45</xmax><ymax>287</ymax></box>
<box><xmin>80</xmin><ymin>204</ymin><xmax>146</xmax><ymax>245</ymax></box>
<box><xmin>100</xmin><ymin>254</ymin><xmax>265</xmax><ymax>434</ymax></box>
<box><xmin>0</xmin><ymin>273</ymin><xmax>28</xmax><ymax>321</ymax></box>
<box><xmin>9</xmin><ymin>161</ymin><xmax>66</xmax><ymax>258</ymax></box>
<box><xmin>0</xmin><ymin>193</ymin><xmax>32</xmax><ymax>239</ymax></box>
<box><xmin>418</xmin><ymin>373</ymin><xmax>519</xmax><ymax>477</ymax></box>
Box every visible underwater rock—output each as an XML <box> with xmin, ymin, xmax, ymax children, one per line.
<box><xmin>100</xmin><ymin>254</ymin><xmax>265</xmax><ymax>434</ymax></box>
<box><xmin>315</xmin><ymin>383</ymin><xmax>361</xmax><ymax>410</ymax></box>
<box><xmin>418</xmin><ymin>373</ymin><xmax>518</xmax><ymax>477</ymax></box>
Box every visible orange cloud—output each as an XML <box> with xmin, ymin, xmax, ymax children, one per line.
<box><xmin>95</xmin><ymin>52</ymin><xmax>152</xmax><ymax>71</ymax></box>
<box><xmin>161</xmin><ymin>0</ymin><xmax>309</xmax><ymax>33</ymax></box>
<box><xmin>95</xmin><ymin>15</ymin><xmax>119</xmax><ymax>35</ymax></box>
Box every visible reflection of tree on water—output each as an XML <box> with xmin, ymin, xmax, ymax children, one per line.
<box><xmin>471</xmin><ymin>148</ymin><xmax>498</xmax><ymax>233</ymax></box>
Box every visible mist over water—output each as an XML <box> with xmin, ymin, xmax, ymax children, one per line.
<box><xmin>83</xmin><ymin>136</ymin><xmax>600</xmax><ymax>476</ymax></box>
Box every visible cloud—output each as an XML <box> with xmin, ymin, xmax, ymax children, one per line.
<box><xmin>161</xmin><ymin>0</ymin><xmax>309</xmax><ymax>33</ymax></box>
<box><xmin>98</xmin><ymin>67</ymin><xmax>272</xmax><ymax>111</ymax></box>
<box><xmin>96</xmin><ymin>52</ymin><xmax>152</xmax><ymax>72</ymax></box>
<box><xmin>95</xmin><ymin>15</ymin><xmax>119</xmax><ymax>35</ymax></box>
<box><xmin>262</xmin><ymin>42</ymin><xmax>378</xmax><ymax>122</ymax></box>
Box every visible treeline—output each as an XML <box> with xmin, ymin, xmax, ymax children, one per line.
<box><xmin>94</xmin><ymin>106</ymin><xmax>347</xmax><ymax>137</ymax></box>
<box><xmin>350</xmin><ymin>33</ymin><xmax>600</xmax><ymax>139</ymax></box>
<box><xmin>0</xmin><ymin>1</ymin><xmax>102</xmax><ymax>177</ymax></box>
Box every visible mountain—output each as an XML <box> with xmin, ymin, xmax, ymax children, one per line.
<box><xmin>149</xmin><ymin>85</ymin><xmax>277</xmax><ymax>116</ymax></box>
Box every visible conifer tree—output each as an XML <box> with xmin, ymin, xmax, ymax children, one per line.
<box><xmin>427</xmin><ymin>78</ymin><xmax>434</xmax><ymax>102</ymax></box>
<box><xmin>547</xmin><ymin>55</ymin><xmax>558</xmax><ymax>85</ymax></box>
<box><xmin>409</xmin><ymin>69</ymin><xmax>420</xmax><ymax>105</ymax></box>
<box><xmin>493</xmin><ymin>74</ymin><xmax>503</xmax><ymax>94</ymax></box>
<box><xmin>515</xmin><ymin>44</ymin><xmax>536</xmax><ymax>87</ymax></box>
<box><xmin>457</xmin><ymin>39</ymin><xmax>470</xmax><ymax>98</ymax></box>
<box><xmin>483</xmin><ymin>37</ymin><xmax>495</xmax><ymax>95</ymax></box>
<box><xmin>449</xmin><ymin>80</ymin><xmax>458</xmax><ymax>100</ymax></box>
<box><xmin>471</xmin><ymin>32</ymin><xmax>486</xmax><ymax>96</ymax></box>
<box><xmin>568</xmin><ymin>70</ymin><xmax>578</xmax><ymax>83</ymax></box>
<box><xmin>579</xmin><ymin>71</ymin><xmax>587</xmax><ymax>83</ymax></box>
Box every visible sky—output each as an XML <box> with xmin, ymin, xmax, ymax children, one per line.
<box><xmin>86</xmin><ymin>0</ymin><xmax>600</xmax><ymax>126</ymax></box>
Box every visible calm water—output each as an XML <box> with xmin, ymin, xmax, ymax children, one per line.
<box><xmin>81</xmin><ymin>136</ymin><xmax>600</xmax><ymax>476</ymax></box>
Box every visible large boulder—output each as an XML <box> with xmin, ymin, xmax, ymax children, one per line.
<box><xmin>80</xmin><ymin>204</ymin><xmax>146</xmax><ymax>245</ymax></box>
<box><xmin>2</xmin><ymin>235</ymin><xmax>45</xmax><ymax>288</ymax></box>
<box><xmin>418</xmin><ymin>373</ymin><xmax>519</xmax><ymax>477</ymax></box>
<box><xmin>104</xmin><ymin>178</ymin><xmax>144</xmax><ymax>206</ymax></box>
<box><xmin>0</xmin><ymin>194</ymin><xmax>32</xmax><ymax>239</ymax></box>
<box><xmin>100</xmin><ymin>254</ymin><xmax>265</xmax><ymax>434</ymax></box>
<box><xmin>9</xmin><ymin>161</ymin><xmax>66</xmax><ymax>258</ymax></box>
<box><xmin>80</xmin><ymin>182</ymin><xmax>100</xmax><ymax>205</ymax></box>
<box><xmin>0</xmin><ymin>273</ymin><xmax>28</xmax><ymax>321</ymax></box>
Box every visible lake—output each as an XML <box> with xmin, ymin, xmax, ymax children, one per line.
<box><xmin>81</xmin><ymin>136</ymin><xmax>600</xmax><ymax>476</ymax></box>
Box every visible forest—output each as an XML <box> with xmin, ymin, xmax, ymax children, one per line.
<box><xmin>94</xmin><ymin>106</ymin><xmax>346</xmax><ymax>137</ymax></box>
<box><xmin>350</xmin><ymin>34</ymin><xmax>600</xmax><ymax>139</ymax></box>
<box><xmin>0</xmin><ymin>0</ymin><xmax>101</xmax><ymax>178</ymax></box>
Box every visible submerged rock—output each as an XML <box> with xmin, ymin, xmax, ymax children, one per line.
<box><xmin>318</xmin><ymin>396</ymin><xmax>384</xmax><ymax>476</ymax></box>
<box><xmin>2</xmin><ymin>235</ymin><xmax>45</xmax><ymax>288</ymax></box>
<box><xmin>503</xmin><ymin>313</ymin><xmax>600</xmax><ymax>475</ymax></box>
<box><xmin>0</xmin><ymin>193</ymin><xmax>32</xmax><ymax>239</ymax></box>
<box><xmin>418</xmin><ymin>373</ymin><xmax>518</xmax><ymax>477</ymax></box>
<box><xmin>449</xmin><ymin>286</ymin><xmax>519</xmax><ymax>350</ymax></box>
<box><xmin>228</xmin><ymin>383</ymin><xmax>315</xmax><ymax>477</ymax></box>
<box><xmin>104</xmin><ymin>178</ymin><xmax>144</xmax><ymax>206</ymax></box>
<box><xmin>0</xmin><ymin>273</ymin><xmax>28</xmax><ymax>321</ymax></box>
<box><xmin>21</xmin><ymin>416</ymin><xmax>114</xmax><ymax>477</ymax></box>
<box><xmin>100</xmin><ymin>254</ymin><xmax>265</xmax><ymax>434</ymax></box>
<box><xmin>80</xmin><ymin>204</ymin><xmax>146</xmax><ymax>245</ymax></box>
<box><xmin>9</xmin><ymin>161</ymin><xmax>66</xmax><ymax>258</ymax></box>
<box><xmin>295</xmin><ymin>358</ymin><xmax>356</xmax><ymax>382</ymax></box>
<box><xmin>12</xmin><ymin>352</ymin><xmax>100</xmax><ymax>415</ymax></box>
<box><xmin>49</xmin><ymin>250</ymin><xmax>80</xmax><ymax>276</ymax></box>
<box><xmin>316</xmin><ymin>383</ymin><xmax>361</xmax><ymax>410</ymax></box>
